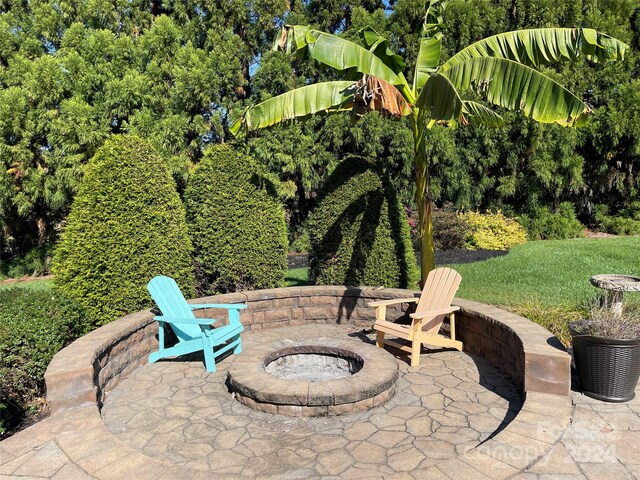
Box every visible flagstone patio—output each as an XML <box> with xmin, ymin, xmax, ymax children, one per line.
<box><xmin>1</xmin><ymin>286</ymin><xmax>639</xmax><ymax>478</ymax></box>
<box><xmin>1</xmin><ymin>323</ymin><xmax>638</xmax><ymax>479</ymax></box>
<box><xmin>101</xmin><ymin>324</ymin><xmax>523</xmax><ymax>477</ymax></box>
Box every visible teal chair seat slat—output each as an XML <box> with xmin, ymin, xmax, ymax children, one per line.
<box><xmin>147</xmin><ymin>276</ymin><xmax>245</xmax><ymax>372</ymax></box>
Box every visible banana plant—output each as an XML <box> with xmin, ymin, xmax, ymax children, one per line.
<box><xmin>231</xmin><ymin>0</ymin><xmax>627</xmax><ymax>287</ymax></box>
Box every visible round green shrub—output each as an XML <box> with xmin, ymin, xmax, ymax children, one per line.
<box><xmin>52</xmin><ymin>135</ymin><xmax>194</xmax><ymax>327</ymax></box>
<box><xmin>518</xmin><ymin>202</ymin><xmax>584</xmax><ymax>240</ymax></box>
<box><xmin>0</xmin><ymin>288</ymin><xmax>88</xmax><ymax>435</ymax></box>
<box><xmin>184</xmin><ymin>145</ymin><xmax>288</xmax><ymax>294</ymax></box>
<box><xmin>308</xmin><ymin>156</ymin><xmax>419</xmax><ymax>288</ymax></box>
<box><xmin>595</xmin><ymin>203</ymin><xmax>640</xmax><ymax>235</ymax></box>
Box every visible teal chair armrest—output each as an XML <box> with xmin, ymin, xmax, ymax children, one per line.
<box><xmin>189</xmin><ymin>303</ymin><xmax>247</xmax><ymax>310</ymax></box>
<box><xmin>153</xmin><ymin>316</ymin><xmax>216</xmax><ymax>325</ymax></box>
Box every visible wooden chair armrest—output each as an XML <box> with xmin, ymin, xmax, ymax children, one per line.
<box><xmin>190</xmin><ymin>303</ymin><xmax>247</xmax><ymax>310</ymax></box>
<box><xmin>153</xmin><ymin>316</ymin><xmax>216</xmax><ymax>325</ymax></box>
<box><xmin>368</xmin><ymin>298</ymin><xmax>419</xmax><ymax>307</ymax></box>
<box><xmin>409</xmin><ymin>306</ymin><xmax>460</xmax><ymax>319</ymax></box>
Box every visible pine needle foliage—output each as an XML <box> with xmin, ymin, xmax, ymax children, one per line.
<box><xmin>184</xmin><ymin>145</ymin><xmax>288</xmax><ymax>294</ymax></box>
<box><xmin>308</xmin><ymin>156</ymin><xmax>419</xmax><ymax>288</ymax></box>
<box><xmin>52</xmin><ymin>135</ymin><xmax>194</xmax><ymax>327</ymax></box>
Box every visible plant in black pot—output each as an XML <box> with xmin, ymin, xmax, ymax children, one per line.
<box><xmin>570</xmin><ymin>304</ymin><xmax>640</xmax><ymax>402</ymax></box>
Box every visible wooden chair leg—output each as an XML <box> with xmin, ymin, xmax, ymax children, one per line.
<box><xmin>449</xmin><ymin>312</ymin><xmax>456</xmax><ymax>342</ymax></box>
<box><xmin>410</xmin><ymin>340</ymin><xmax>421</xmax><ymax>367</ymax></box>
<box><xmin>410</xmin><ymin>317</ymin><xmax>423</xmax><ymax>366</ymax></box>
<box><xmin>376</xmin><ymin>331</ymin><xmax>385</xmax><ymax>348</ymax></box>
<box><xmin>449</xmin><ymin>313</ymin><xmax>463</xmax><ymax>351</ymax></box>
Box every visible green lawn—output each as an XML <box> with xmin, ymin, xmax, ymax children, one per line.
<box><xmin>282</xmin><ymin>238</ymin><xmax>640</xmax><ymax>344</ymax></box>
<box><xmin>442</xmin><ymin>237</ymin><xmax>640</xmax><ymax>343</ymax></box>
<box><xmin>284</xmin><ymin>268</ymin><xmax>313</xmax><ymax>287</ymax></box>
<box><xmin>445</xmin><ymin>237</ymin><xmax>640</xmax><ymax>308</ymax></box>
<box><xmin>5</xmin><ymin>238</ymin><xmax>639</xmax><ymax>307</ymax></box>
<box><xmin>284</xmin><ymin>237</ymin><xmax>640</xmax><ymax>306</ymax></box>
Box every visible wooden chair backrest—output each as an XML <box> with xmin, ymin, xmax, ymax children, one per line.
<box><xmin>416</xmin><ymin>267</ymin><xmax>462</xmax><ymax>334</ymax></box>
<box><xmin>147</xmin><ymin>276</ymin><xmax>199</xmax><ymax>341</ymax></box>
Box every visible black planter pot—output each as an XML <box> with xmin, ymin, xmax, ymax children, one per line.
<box><xmin>569</xmin><ymin>322</ymin><xmax>640</xmax><ymax>402</ymax></box>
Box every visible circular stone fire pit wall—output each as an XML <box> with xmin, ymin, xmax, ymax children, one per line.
<box><xmin>228</xmin><ymin>338</ymin><xmax>398</xmax><ymax>416</ymax></box>
<box><xmin>44</xmin><ymin>285</ymin><xmax>572</xmax><ymax>416</ymax></box>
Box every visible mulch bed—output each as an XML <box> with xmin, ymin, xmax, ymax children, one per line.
<box><xmin>287</xmin><ymin>253</ymin><xmax>309</xmax><ymax>269</ymax></box>
<box><xmin>0</xmin><ymin>274</ymin><xmax>53</xmax><ymax>286</ymax></box>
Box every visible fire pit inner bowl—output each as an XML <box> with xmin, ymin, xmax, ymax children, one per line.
<box><xmin>264</xmin><ymin>348</ymin><xmax>363</xmax><ymax>381</ymax></box>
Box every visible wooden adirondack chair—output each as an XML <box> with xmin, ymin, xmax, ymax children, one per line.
<box><xmin>370</xmin><ymin>267</ymin><xmax>462</xmax><ymax>367</ymax></box>
<box><xmin>147</xmin><ymin>276</ymin><xmax>246</xmax><ymax>372</ymax></box>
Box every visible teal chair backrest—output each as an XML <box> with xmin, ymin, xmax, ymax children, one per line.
<box><xmin>147</xmin><ymin>276</ymin><xmax>201</xmax><ymax>341</ymax></box>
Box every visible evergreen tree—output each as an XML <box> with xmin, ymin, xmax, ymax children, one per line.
<box><xmin>0</xmin><ymin>0</ymin><xmax>638</xmax><ymax>263</ymax></box>
<box><xmin>51</xmin><ymin>135</ymin><xmax>194</xmax><ymax>327</ymax></box>
<box><xmin>0</xmin><ymin>0</ymin><xmax>287</xmax><ymax>257</ymax></box>
<box><xmin>184</xmin><ymin>145</ymin><xmax>288</xmax><ymax>294</ymax></box>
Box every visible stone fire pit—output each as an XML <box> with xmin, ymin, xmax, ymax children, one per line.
<box><xmin>227</xmin><ymin>335</ymin><xmax>398</xmax><ymax>416</ymax></box>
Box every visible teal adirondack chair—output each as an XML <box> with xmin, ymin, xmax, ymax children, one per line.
<box><xmin>147</xmin><ymin>276</ymin><xmax>246</xmax><ymax>372</ymax></box>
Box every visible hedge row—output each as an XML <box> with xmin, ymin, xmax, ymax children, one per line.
<box><xmin>0</xmin><ymin>289</ymin><xmax>89</xmax><ymax>436</ymax></box>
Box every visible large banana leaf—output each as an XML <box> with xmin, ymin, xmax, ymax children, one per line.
<box><xmin>416</xmin><ymin>73</ymin><xmax>463</xmax><ymax>124</ymax></box>
<box><xmin>441</xmin><ymin>28</ymin><xmax>628</xmax><ymax>72</ymax></box>
<box><xmin>360</xmin><ymin>27</ymin><xmax>406</xmax><ymax>74</ymax></box>
<box><xmin>463</xmin><ymin>101</ymin><xmax>504</xmax><ymax>127</ymax></box>
<box><xmin>414</xmin><ymin>36</ymin><xmax>442</xmax><ymax>92</ymax></box>
<box><xmin>442</xmin><ymin>57</ymin><xmax>589</xmax><ymax>126</ymax></box>
<box><xmin>275</xmin><ymin>25</ymin><xmax>409</xmax><ymax>90</ymax></box>
<box><xmin>230</xmin><ymin>81</ymin><xmax>357</xmax><ymax>137</ymax></box>
<box><xmin>413</xmin><ymin>0</ymin><xmax>446</xmax><ymax>92</ymax></box>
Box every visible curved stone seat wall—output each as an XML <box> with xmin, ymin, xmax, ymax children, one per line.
<box><xmin>45</xmin><ymin>286</ymin><xmax>571</xmax><ymax>414</ymax></box>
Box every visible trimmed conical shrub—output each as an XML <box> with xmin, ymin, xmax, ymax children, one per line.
<box><xmin>52</xmin><ymin>135</ymin><xmax>194</xmax><ymax>326</ymax></box>
<box><xmin>308</xmin><ymin>156</ymin><xmax>419</xmax><ymax>288</ymax></box>
<box><xmin>184</xmin><ymin>145</ymin><xmax>287</xmax><ymax>294</ymax></box>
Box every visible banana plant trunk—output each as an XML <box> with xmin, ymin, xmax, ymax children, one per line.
<box><xmin>413</xmin><ymin>120</ymin><xmax>435</xmax><ymax>288</ymax></box>
<box><xmin>418</xmin><ymin>194</ymin><xmax>435</xmax><ymax>288</ymax></box>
